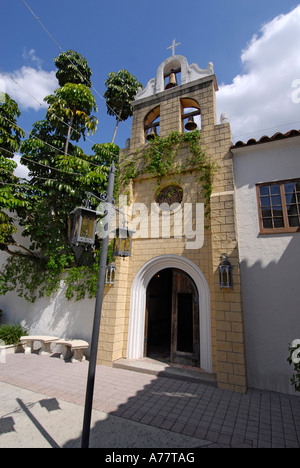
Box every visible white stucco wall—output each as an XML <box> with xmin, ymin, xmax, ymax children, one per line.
<box><xmin>232</xmin><ymin>136</ymin><xmax>300</xmax><ymax>394</ymax></box>
<box><xmin>0</xmin><ymin>221</ymin><xmax>95</xmax><ymax>352</ymax></box>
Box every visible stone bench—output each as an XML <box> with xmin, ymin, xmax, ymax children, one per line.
<box><xmin>20</xmin><ymin>336</ymin><xmax>59</xmax><ymax>355</ymax></box>
<box><xmin>54</xmin><ymin>339</ymin><xmax>89</xmax><ymax>363</ymax></box>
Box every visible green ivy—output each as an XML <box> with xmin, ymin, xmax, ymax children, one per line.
<box><xmin>120</xmin><ymin>130</ymin><xmax>218</xmax><ymax>215</ymax></box>
<box><xmin>0</xmin><ymin>242</ymin><xmax>115</xmax><ymax>303</ymax></box>
<box><xmin>0</xmin><ymin>256</ymin><xmax>61</xmax><ymax>303</ymax></box>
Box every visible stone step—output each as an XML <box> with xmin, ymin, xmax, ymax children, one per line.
<box><xmin>113</xmin><ymin>358</ymin><xmax>218</xmax><ymax>387</ymax></box>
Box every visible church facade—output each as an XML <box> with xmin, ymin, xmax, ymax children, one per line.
<box><xmin>98</xmin><ymin>54</ymin><xmax>248</xmax><ymax>394</ymax></box>
<box><xmin>1</xmin><ymin>52</ymin><xmax>299</xmax><ymax>395</ymax></box>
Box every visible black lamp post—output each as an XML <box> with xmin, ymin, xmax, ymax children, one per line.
<box><xmin>71</xmin><ymin>162</ymin><xmax>134</xmax><ymax>448</ymax></box>
<box><xmin>79</xmin><ymin>163</ymin><xmax>116</xmax><ymax>449</ymax></box>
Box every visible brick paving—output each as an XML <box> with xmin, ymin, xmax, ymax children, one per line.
<box><xmin>0</xmin><ymin>353</ymin><xmax>300</xmax><ymax>448</ymax></box>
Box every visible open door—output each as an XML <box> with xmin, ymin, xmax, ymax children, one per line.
<box><xmin>145</xmin><ymin>269</ymin><xmax>172</xmax><ymax>361</ymax></box>
<box><xmin>171</xmin><ymin>269</ymin><xmax>200</xmax><ymax>367</ymax></box>
<box><xmin>145</xmin><ymin>268</ymin><xmax>199</xmax><ymax>367</ymax></box>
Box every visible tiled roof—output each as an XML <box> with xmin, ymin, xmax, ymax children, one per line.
<box><xmin>231</xmin><ymin>129</ymin><xmax>300</xmax><ymax>149</ymax></box>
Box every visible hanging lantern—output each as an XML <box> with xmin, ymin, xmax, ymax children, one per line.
<box><xmin>70</xmin><ymin>206</ymin><xmax>102</xmax><ymax>246</ymax></box>
<box><xmin>105</xmin><ymin>262</ymin><xmax>116</xmax><ymax>285</ymax></box>
<box><xmin>218</xmin><ymin>254</ymin><xmax>233</xmax><ymax>289</ymax></box>
<box><xmin>113</xmin><ymin>227</ymin><xmax>135</xmax><ymax>257</ymax></box>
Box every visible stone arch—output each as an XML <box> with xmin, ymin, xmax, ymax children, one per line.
<box><xmin>144</xmin><ymin>105</ymin><xmax>160</xmax><ymax>141</ymax></box>
<box><xmin>156</xmin><ymin>55</ymin><xmax>189</xmax><ymax>93</ymax></box>
<box><xmin>181</xmin><ymin>97</ymin><xmax>201</xmax><ymax>132</ymax></box>
<box><xmin>127</xmin><ymin>254</ymin><xmax>212</xmax><ymax>372</ymax></box>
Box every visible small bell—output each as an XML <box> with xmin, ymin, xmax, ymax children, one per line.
<box><xmin>185</xmin><ymin>116</ymin><xmax>197</xmax><ymax>131</ymax></box>
<box><xmin>165</xmin><ymin>72</ymin><xmax>178</xmax><ymax>90</ymax></box>
<box><xmin>147</xmin><ymin>126</ymin><xmax>157</xmax><ymax>141</ymax></box>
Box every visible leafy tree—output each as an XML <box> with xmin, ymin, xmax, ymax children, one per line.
<box><xmin>104</xmin><ymin>69</ymin><xmax>142</xmax><ymax>143</ymax></box>
<box><xmin>45</xmin><ymin>82</ymin><xmax>98</xmax><ymax>157</ymax></box>
<box><xmin>1</xmin><ymin>133</ymin><xmax>119</xmax><ymax>302</ymax></box>
<box><xmin>54</xmin><ymin>49</ymin><xmax>92</xmax><ymax>88</ymax></box>
<box><xmin>18</xmin><ymin>127</ymin><xmax>118</xmax><ymax>263</ymax></box>
<box><xmin>0</xmin><ymin>53</ymin><xmax>119</xmax><ymax>302</ymax></box>
<box><xmin>0</xmin><ymin>94</ymin><xmax>26</xmax><ymax>252</ymax></box>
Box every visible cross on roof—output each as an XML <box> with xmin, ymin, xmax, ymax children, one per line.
<box><xmin>167</xmin><ymin>38</ymin><xmax>181</xmax><ymax>56</ymax></box>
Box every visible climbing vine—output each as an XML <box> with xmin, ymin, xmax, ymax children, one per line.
<box><xmin>120</xmin><ymin>130</ymin><xmax>218</xmax><ymax>215</ymax></box>
<box><xmin>0</xmin><ymin>243</ymin><xmax>115</xmax><ymax>303</ymax></box>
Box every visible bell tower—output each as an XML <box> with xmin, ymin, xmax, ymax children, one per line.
<box><xmin>99</xmin><ymin>51</ymin><xmax>247</xmax><ymax>393</ymax></box>
<box><xmin>129</xmin><ymin>54</ymin><xmax>217</xmax><ymax>147</ymax></box>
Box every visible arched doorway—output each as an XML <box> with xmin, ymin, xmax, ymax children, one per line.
<box><xmin>127</xmin><ymin>255</ymin><xmax>212</xmax><ymax>373</ymax></box>
<box><xmin>145</xmin><ymin>268</ymin><xmax>200</xmax><ymax>367</ymax></box>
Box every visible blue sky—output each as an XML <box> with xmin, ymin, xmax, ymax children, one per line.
<box><xmin>1</xmin><ymin>0</ymin><xmax>300</xmax><ymax>176</ymax></box>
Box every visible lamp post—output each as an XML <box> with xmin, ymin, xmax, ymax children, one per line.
<box><xmin>74</xmin><ymin>163</ymin><xmax>135</xmax><ymax>447</ymax></box>
<box><xmin>80</xmin><ymin>162</ymin><xmax>115</xmax><ymax>449</ymax></box>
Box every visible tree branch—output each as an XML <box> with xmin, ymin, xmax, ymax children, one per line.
<box><xmin>1</xmin><ymin>243</ymin><xmax>36</xmax><ymax>258</ymax></box>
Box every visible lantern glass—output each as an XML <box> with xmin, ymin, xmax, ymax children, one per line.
<box><xmin>70</xmin><ymin>207</ymin><xmax>99</xmax><ymax>246</ymax></box>
<box><xmin>110</xmin><ymin>267</ymin><xmax>116</xmax><ymax>283</ymax></box>
<box><xmin>72</xmin><ymin>212</ymin><xmax>81</xmax><ymax>242</ymax></box>
<box><xmin>218</xmin><ymin>255</ymin><xmax>233</xmax><ymax>289</ymax></box>
<box><xmin>80</xmin><ymin>211</ymin><xmax>96</xmax><ymax>240</ymax></box>
<box><xmin>105</xmin><ymin>263</ymin><xmax>116</xmax><ymax>285</ymax></box>
<box><xmin>120</xmin><ymin>236</ymin><xmax>131</xmax><ymax>253</ymax></box>
<box><xmin>113</xmin><ymin>227</ymin><xmax>134</xmax><ymax>257</ymax></box>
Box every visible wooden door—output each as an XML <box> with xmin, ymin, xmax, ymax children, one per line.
<box><xmin>171</xmin><ymin>269</ymin><xmax>200</xmax><ymax>366</ymax></box>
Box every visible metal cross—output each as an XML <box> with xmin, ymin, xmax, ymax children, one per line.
<box><xmin>167</xmin><ymin>38</ymin><xmax>181</xmax><ymax>56</ymax></box>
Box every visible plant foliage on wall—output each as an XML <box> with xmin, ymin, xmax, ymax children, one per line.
<box><xmin>120</xmin><ymin>130</ymin><xmax>218</xmax><ymax>215</ymax></box>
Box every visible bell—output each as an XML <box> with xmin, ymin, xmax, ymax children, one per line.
<box><xmin>165</xmin><ymin>72</ymin><xmax>178</xmax><ymax>90</ymax></box>
<box><xmin>185</xmin><ymin>116</ymin><xmax>197</xmax><ymax>131</ymax></box>
<box><xmin>147</xmin><ymin>126</ymin><xmax>157</xmax><ymax>141</ymax></box>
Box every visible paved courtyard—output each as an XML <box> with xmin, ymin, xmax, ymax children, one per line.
<box><xmin>0</xmin><ymin>353</ymin><xmax>299</xmax><ymax>448</ymax></box>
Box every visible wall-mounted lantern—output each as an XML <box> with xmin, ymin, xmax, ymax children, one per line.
<box><xmin>113</xmin><ymin>227</ymin><xmax>135</xmax><ymax>257</ymax></box>
<box><xmin>218</xmin><ymin>254</ymin><xmax>233</xmax><ymax>289</ymax></box>
<box><xmin>70</xmin><ymin>206</ymin><xmax>102</xmax><ymax>246</ymax></box>
<box><xmin>105</xmin><ymin>262</ymin><xmax>116</xmax><ymax>285</ymax></box>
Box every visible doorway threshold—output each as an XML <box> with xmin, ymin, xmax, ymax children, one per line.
<box><xmin>113</xmin><ymin>358</ymin><xmax>217</xmax><ymax>387</ymax></box>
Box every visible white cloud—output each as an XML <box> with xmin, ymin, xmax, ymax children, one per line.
<box><xmin>13</xmin><ymin>154</ymin><xmax>30</xmax><ymax>180</ymax></box>
<box><xmin>22</xmin><ymin>48</ymin><xmax>44</xmax><ymax>69</ymax></box>
<box><xmin>0</xmin><ymin>66</ymin><xmax>58</xmax><ymax>111</ymax></box>
<box><xmin>216</xmin><ymin>6</ymin><xmax>300</xmax><ymax>143</ymax></box>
